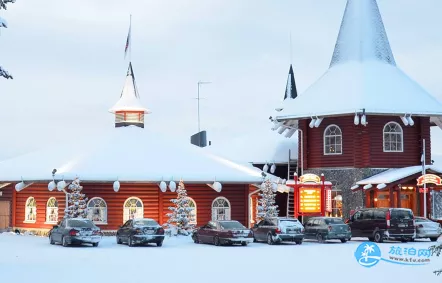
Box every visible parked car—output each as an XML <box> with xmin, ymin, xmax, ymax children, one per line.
<box><xmin>49</xmin><ymin>218</ymin><xmax>102</xmax><ymax>247</ymax></box>
<box><xmin>116</xmin><ymin>218</ymin><xmax>165</xmax><ymax>247</ymax></box>
<box><xmin>192</xmin><ymin>220</ymin><xmax>253</xmax><ymax>246</ymax></box>
<box><xmin>414</xmin><ymin>216</ymin><xmax>442</xmax><ymax>241</ymax></box>
<box><xmin>304</xmin><ymin>217</ymin><xmax>351</xmax><ymax>243</ymax></box>
<box><xmin>251</xmin><ymin>217</ymin><xmax>304</xmax><ymax>245</ymax></box>
<box><xmin>346</xmin><ymin>208</ymin><xmax>415</xmax><ymax>243</ymax></box>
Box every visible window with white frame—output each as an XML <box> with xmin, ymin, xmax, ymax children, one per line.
<box><xmin>383</xmin><ymin>122</ymin><xmax>403</xmax><ymax>152</ymax></box>
<box><xmin>123</xmin><ymin>197</ymin><xmax>143</xmax><ymax>223</ymax></box>
<box><xmin>212</xmin><ymin>197</ymin><xmax>231</xmax><ymax>221</ymax></box>
<box><xmin>87</xmin><ymin>197</ymin><xmax>108</xmax><ymax>224</ymax></box>
<box><xmin>187</xmin><ymin>197</ymin><xmax>197</xmax><ymax>225</ymax></box>
<box><xmin>46</xmin><ymin>197</ymin><xmax>58</xmax><ymax>224</ymax></box>
<box><xmin>324</xmin><ymin>125</ymin><xmax>342</xmax><ymax>155</ymax></box>
<box><xmin>25</xmin><ymin>197</ymin><xmax>37</xmax><ymax>223</ymax></box>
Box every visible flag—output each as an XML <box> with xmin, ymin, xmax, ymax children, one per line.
<box><xmin>124</xmin><ymin>17</ymin><xmax>131</xmax><ymax>58</ymax></box>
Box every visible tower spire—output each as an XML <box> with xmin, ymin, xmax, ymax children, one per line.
<box><xmin>330</xmin><ymin>0</ymin><xmax>395</xmax><ymax>67</ymax></box>
<box><xmin>283</xmin><ymin>64</ymin><xmax>297</xmax><ymax>100</ymax></box>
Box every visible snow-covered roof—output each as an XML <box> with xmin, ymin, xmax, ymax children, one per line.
<box><xmin>206</xmin><ymin>132</ymin><xmax>298</xmax><ymax>164</ymax></box>
<box><xmin>109</xmin><ymin>62</ymin><xmax>150</xmax><ymax>114</ymax></box>
<box><xmin>352</xmin><ymin>165</ymin><xmax>442</xmax><ymax>190</ymax></box>
<box><xmin>275</xmin><ymin>0</ymin><xmax>442</xmax><ymax>122</ymax></box>
<box><xmin>0</xmin><ymin>126</ymin><xmax>269</xmax><ymax>184</ymax></box>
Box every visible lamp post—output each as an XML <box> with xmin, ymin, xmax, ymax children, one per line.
<box><xmin>196</xmin><ymin>81</ymin><xmax>211</xmax><ymax>133</ymax></box>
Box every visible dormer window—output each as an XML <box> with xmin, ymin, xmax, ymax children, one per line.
<box><xmin>383</xmin><ymin>122</ymin><xmax>403</xmax><ymax>152</ymax></box>
<box><xmin>324</xmin><ymin>125</ymin><xmax>342</xmax><ymax>155</ymax></box>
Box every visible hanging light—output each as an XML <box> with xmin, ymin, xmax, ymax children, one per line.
<box><xmin>400</xmin><ymin>116</ymin><xmax>409</xmax><ymax>126</ymax></box>
<box><xmin>169</xmin><ymin>181</ymin><xmax>177</xmax><ymax>192</ymax></box>
<box><xmin>159</xmin><ymin>181</ymin><xmax>167</xmax><ymax>192</ymax></box>
<box><xmin>113</xmin><ymin>180</ymin><xmax>120</xmax><ymax>192</ymax></box>
<box><xmin>270</xmin><ymin>163</ymin><xmax>276</xmax><ymax>174</ymax></box>
<box><xmin>263</xmin><ymin>163</ymin><xmax>269</xmax><ymax>172</ymax></box>
<box><xmin>48</xmin><ymin>181</ymin><xmax>56</xmax><ymax>191</ymax></box>
<box><xmin>57</xmin><ymin>180</ymin><xmax>67</xmax><ymax>191</ymax></box>
<box><xmin>309</xmin><ymin>117</ymin><xmax>316</xmax><ymax>128</ymax></box>
<box><xmin>354</xmin><ymin>112</ymin><xmax>360</xmax><ymax>125</ymax></box>
<box><xmin>407</xmin><ymin>115</ymin><xmax>414</xmax><ymax>126</ymax></box>
<box><xmin>314</xmin><ymin>117</ymin><xmax>323</xmax><ymax>128</ymax></box>
<box><xmin>15</xmin><ymin>181</ymin><xmax>25</xmax><ymax>192</ymax></box>
<box><xmin>212</xmin><ymin>181</ymin><xmax>222</xmax><ymax>192</ymax></box>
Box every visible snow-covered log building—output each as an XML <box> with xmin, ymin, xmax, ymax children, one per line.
<box><xmin>0</xmin><ymin>63</ymin><xmax>282</xmax><ymax>233</ymax></box>
<box><xmin>271</xmin><ymin>0</ymin><xmax>442</xmax><ymax>220</ymax></box>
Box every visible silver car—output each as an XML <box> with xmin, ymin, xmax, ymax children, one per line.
<box><xmin>415</xmin><ymin>217</ymin><xmax>442</xmax><ymax>242</ymax></box>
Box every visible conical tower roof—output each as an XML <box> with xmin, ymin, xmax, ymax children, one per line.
<box><xmin>276</xmin><ymin>0</ymin><xmax>442</xmax><ymax>122</ymax></box>
<box><xmin>283</xmin><ymin>64</ymin><xmax>297</xmax><ymax>100</ymax></box>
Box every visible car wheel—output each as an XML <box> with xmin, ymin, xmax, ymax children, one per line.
<box><xmin>316</xmin><ymin>233</ymin><xmax>324</xmax><ymax>243</ymax></box>
<box><xmin>214</xmin><ymin>236</ymin><xmax>221</xmax><ymax>246</ymax></box>
<box><xmin>340</xmin><ymin>239</ymin><xmax>347</xmax><ymax>243</ymax></box>
<box><xmin>156</xmin><ymin>241</ymin><xmax>163</xmax><ymax>247</ymax></box>
<box><xmin>116</xmin><ymin>236</ymin><xmax>122</xmax><ymax>244</ymax></box>
<box><xmin>62</xmin><ymin>237</ymin><xmax>69</xmax><ymax>247</ymax></box>
<box><xmin>193</xmin><ymin>235</ymin><xmax>199</xmax><ymax>244</ymax></box>
<box><xmin>295</xmin><ymin>240</ymin><xmax>302</xmax><ymax>245</ymax></box>
<box><xmin>267</xmin><ymin>234</ymin><xmax>274</xmax><ymax>245</ymax></box>
<box><xmin>368</xmin><ymin>237</ymin><xmax>374</xmax><ymax>241</ymax></box>
<box><xmin>253</xmin><ymin>236</ymin><xmax>257</xmax><ymax>243</ymax></box>
<box><xmin>400</xmin><ymin>238</ymin><xmax>408</xmax><ymax>243</ymax></box>
<box><xmin>92</xmin><ymin>242</ymin><xmax>99</xmax><ymax>247</ymax></box>
<box><xmin>241</xmin><ymin>241</ymin><xmax>248</xmax><ymax>246</ymax></box>
<box><xmin>430</xmin><ymin>237</ymin><xmax>438</xmax><ymax>242</ymax></box>
<box><xmin>128</xmin><ymin>236</ymin><xmax>135</xmax><ymax>247</ymax></box>
<box><xmin>374</xmin><ymin>231</ymin><xmax>383</xmax><ymax>243</ymax></box>
<box><xmin>49</xmin><ymin>235</ymin><xmax>55</xmax><ymax>245</ymax></box>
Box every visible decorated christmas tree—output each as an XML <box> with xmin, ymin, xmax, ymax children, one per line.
<box><xmin>64</xmin><ymin>178</ymin><xmax>88</xmax><ymax>219</ymax></box>
<box><xmin>166</xmin><ymin>180</ymin><xmax>195</xmax><ymax>235</ymax></box>
<box><xmin>256</xmin><ymin>178</ymin><xmax>279</xmax><ymax>222</ymax></box>
<box><xmin>1</xmin><ymin>0</ymin><xmax>15</xmax><ymax>79</ymax></box>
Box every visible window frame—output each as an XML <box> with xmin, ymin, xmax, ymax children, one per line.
<box><xmin>211</xmin><ymin>197</ymin><xmax>231</xmax><ymax>221</ymax></box>
<box><xmin>45</xmin><ymin>197</ymin><xmax>59</xmax><ymax>224</ymax></box>
<box><xmin>383</xmin><ymin>122</ymin><xmax>404</xmax><ymax>153</ymax></box>
<box><xmin>123</xmin><ymin>197</ymin><xmax>144</xmax><ymax>223</ymax></box>
<box><xmin>186</xmin><ymin>197</ymin><xmax>197</xmax><ymax>225</ymax></box>
<box><xmin>323</xmin><ymin>124</ymin><xmax>343</xmax><ymax>155</ymax></box>
<box><xmin>87</xmin><ymin>197</ymin><xmax>108</xmax><ymax>225</ymax></box>
<box><xmin>24</xmin><ymin>197</ymin><xmax>37</xmax><ymax>223</ymax></box>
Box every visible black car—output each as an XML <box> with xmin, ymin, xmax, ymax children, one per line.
<box><xmin>116</xmin><ymin>218</ymin><xmax>165</xmax><ymax>247</ymax></box>
<box><xmin>304</xmin><ymin>217</ymin><xmax>351</xmax><ymax>243</ymax></box>
<box><xmin>252</xmin><ymin>217</ymin><xmax>304</xmax><ymax>245</ymax></box>
<box><xmin>49</xmin><ymin>218</ymin><xmax>102</xmax><ymax>247</ymax></box>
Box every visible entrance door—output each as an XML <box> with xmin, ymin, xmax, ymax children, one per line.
<box><xmin>0</xmin><ymin>201</ymin><xmax>10</xmax><ymax>229</ymax></box>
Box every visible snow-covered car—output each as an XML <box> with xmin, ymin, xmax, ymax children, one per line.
<box><xmin>192</xmin><ymin>220</ymin><xmax>253</xmax><ymax>246</ymax></box>
<box><xmin>49</xmin><ymin>218</ymin><xmax>102</xmax><ymax>247</ymax></box>
<box><xmin>414</xmin><ymin>217</ymin><xmax>442</xmax><ymax>241</ymax></box>
<box><xmin>251</xmin><ymin>217</ymin><xmax>304</xmax><ymax>245</ymax></box>
<box><xmin>116</xmin><ymin>218</ymin><xmax>165</xmax><ymax>247</ymax></box>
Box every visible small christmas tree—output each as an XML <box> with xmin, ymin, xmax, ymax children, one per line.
<box><xmin>256</xmin><ymin>178</ymin><xmax>279</xmax><ymax>222</ymax></box>
<box><xmin>64</xmin><ymin>178</ymin><xmax>88</xmax><ymax>219</ymax></box>
<box><xmin>166</xmin><ymin>180</ymin><xmax>195</xmax><ymax>235</ymax></box>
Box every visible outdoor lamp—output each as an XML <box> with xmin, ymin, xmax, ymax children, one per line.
<box><xmin>159</xmin><ymin>181</ymin><xmax>167</xmax><ymax>192</ymax></box>
<box><xmin>169</xmin><ymin>181</ymin><xmax>177</xmax><ymax>192</ymax></box>
<box><xmin>113</xmin><ymin>180</ymin><xmax>120</xmax><ymax>192</ymax></box>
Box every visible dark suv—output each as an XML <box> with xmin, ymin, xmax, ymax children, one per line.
<box><xmin>347</xmin><ymin>208</ymin><xmax>416</xmax><ymax>243</ymax></box>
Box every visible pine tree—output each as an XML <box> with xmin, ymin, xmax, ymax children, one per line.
<box><xmin>166</xmin><ymin>180</ymin><xmax>195</xmax><ymax>235</ymax></box>
<box><xmin>256</xmin><ymin>178</ymin><xmax>279</xmax><ymax>222</ymax></box>
<box><xmin>0</xmin><ymin>0</ymin><xmax>15</xmax><ymax>79</ymax></box>
<box><xmin>64</xmin><ymin>178</ymin><xmax>88</xmax><ymax>219</ymax></box>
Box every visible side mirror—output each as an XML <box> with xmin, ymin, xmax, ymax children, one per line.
<box><xmin>53</xmin><ymin>225</ymin><xmax>59</xmax><ymax>229</ymax></box>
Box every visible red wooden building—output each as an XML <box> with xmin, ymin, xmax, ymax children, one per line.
<box><xmin>270</xmin><ymin>0</ymin><xmax>442</xmax><ymax>220</ymax></box>
<box><xmin>0</xmin><ymin>62</ymin><xmax>280</xmax><ymax>234</ymax></box>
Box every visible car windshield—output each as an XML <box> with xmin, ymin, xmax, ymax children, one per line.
<box><xmin>68</xmin><ymin>219</ymin><xmax>95</xmax><ymax>228</ymax></box>
<box><xmin>391</xmin><ymin>209</ymin><xmax>413</xmax><ymax>220</ymax></box>
<box><xmin>324</xmin><ymin>218</ymin><xmax>344</xmax><ymax>225</ymax></box>
<box><xmin>133</xmin><ymin>219</ymin><xmax>158</xmax><ymax>227</ymax></box>
<box><xmin>219</xmin><ymin>221</ymin><xmax>245</xmax><ymax>229</ymax></box>
<box><xmin>279</xmin><ymin>220</ymin><xmax>299</xmax><ymax>227</ymax></box>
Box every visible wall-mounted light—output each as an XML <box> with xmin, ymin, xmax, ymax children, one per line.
<box><xmin>169</xmin><ymin>180</ymin><xmax>177</xmax><ymax>192</ymax></box>
<box><xmin>113</xmin><ymin>180</ymin><xmax>120</xmax><ymax>192</ymax></box>
<box><xmin>270</xmin><ymin>163</ymin><xmax>276</xmax><ymax>174</ymax></box>
<box><xmin>48</xmin><ymin>181</ymin><xmax>56</xmax><ymax>191</ymax></box>
<box><xmin>277</xmin><ymin>126</ymin><xmax>287</xmax><ymax>134</ymax></box>
<box><xmin>284</xmin><ymin>128</ymin><xmax>296</xmax><ymax>138</ymax></box>
<box><xmin>407</xmin><ymin>115</ymin><xmax>414</xmax><ymax>126</ymax></box>
<box><xmin>400</xmin><ymin>116</ymin><xmax>409</xmax><ymax>126</ymax></box>
<box><xmin>57</xmin><ymin>180</ymin><xmax>67</xmax><ymax>191</ymax></box>
<box><xmin>361</xmin><ymin>114</ymin><xmax>367</xmax><ymax>126</ymax></box>
<box><xmin>263</xmin><ymin>163</ymin><xmax>269</xmax><ymax>172</ymax></box>
<box><xmin>374</xmin><ymin>198</ymin><xmax>378</xmax><ymax>202</ymax></box>
<box><xmin>212</xmin><ymin>181</ymin><xmax>222</xmax><ymax>192</ymax></box>
<box><xmin>314</xmin><ymin>117</ymin><xmax>323</xmax><ymax>128</ymax></box>
<box><xmin>15</xmin><ymin>179</ymin><xmax>25</xmax><ymax>192</ymax></box>
<box><xmin>271</xmin><ymin>121</ymin><xmax>283</xmax><ymax>131</ymax></box>
<box><xmin>354</xmin><ymin>112</ymin><xmax>360</xmax><ymax>126</ymax></box>
<box><xmin>159</xmin><ymin>181</ymin><xmax>167</xmax><ymax>192</ymax></box>
<box><xmin>309</xmin><ymin>117</ymin><xmax>316</xmax><ymax>128</ymax></box>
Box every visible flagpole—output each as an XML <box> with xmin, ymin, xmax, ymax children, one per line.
<box><xmin>129</xmin><ymin>14</ymin><xmax>132</xmax><ymax>63</ymax></box>
<box><xmin>423</xmin><ymin>139</ymin><xmax>427</xmax><ymax>218</ymax></box>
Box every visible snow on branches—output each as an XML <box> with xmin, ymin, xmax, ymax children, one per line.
<box><xmin>257</xmin><ymin>178</ymin><xmax>279</xmax><ymax>222</ymax></box>
<box><xmin>64</xmin><ymin>178</ymin><xmax>88</xmax><ymax>219</ymax></box>
<box><xmin>1</xmin><ymin>0</ymin><xmax>15</xmax><ymax>79</ymax></box>
<box><xmin>165</xmin><ymin>180</ymin><xmax>195</xmax><ymax>236</ymax></box>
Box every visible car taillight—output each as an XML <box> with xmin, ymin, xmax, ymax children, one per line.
<box><xmin>69</xmin><ymin>229</ymin><xmax>79</xmax><ymax>236</ymax></box>
<box><xmin>275</xmin><ymin>228</ymin><xmax>281</xmax><ymax>234</ymax></box>
<box><xmin>386</xmin><ymin>210</ymin><xmax>391</xmax><ymax>228</ymax></box>
<box><xmin>157</xmin><ymin>228</ymin><xmax>165</xmax><ymax>235</ymax></box>
<box><xmin>328</xmin><ymin>226</ymin><xmax>332</xmax><ymax>232</ymax></box>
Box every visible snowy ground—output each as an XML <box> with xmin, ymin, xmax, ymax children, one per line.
<box><xmin>0</xmin><ymin>233</ymin><xmax>441</xmax><ymax>283</ymax></box>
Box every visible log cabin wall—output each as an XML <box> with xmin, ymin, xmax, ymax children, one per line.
<box><xmin>0</xmin><ymin>185</ymin><xmax>13</xmax><ymax>229</ymax></box>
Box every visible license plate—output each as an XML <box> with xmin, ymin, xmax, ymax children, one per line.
<box><xmin>398</xmin><ymin>224</ymin><xmax>407</xmax><ymax>228</ymax></box>
<box><xmin>145</xmin><ymin>230</ymin><xmax>154</xmax><ymax>234</ymax></box>
<box><xmin>84</xmin><ymin>237</ymin><xmax>91</xmax><ymax>241</ymax></box>
<box><xmin>337</xmin><ymin>234</ymin><xmax>345</xmax><ymax>237</ymax></box>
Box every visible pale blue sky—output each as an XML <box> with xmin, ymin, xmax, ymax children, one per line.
<box><xmin>0</xmin><ymin>0</ymin><xmax>442</xmax><ymax>159</ymax></box>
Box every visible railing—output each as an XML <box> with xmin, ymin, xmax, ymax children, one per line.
<box><xmin>115</xmin><ymin>112</ymin><xmax>144</xmax><ymax>124</ymax></box>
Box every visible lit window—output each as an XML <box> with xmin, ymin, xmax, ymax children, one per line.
<box><xmin>383</xmin><ymin>122</ymin><xmax>403</xmax><ymax>152</ymax></box>
<box><xmin>123</xmin><ymin>197</ymin><xmax>143</xmax><ymax>223</ymax></box>
<box><xmin>212</xmin><ymin>197</ymin><xmax>231</xmax><ymax>221</ymax></box>
<box><xmin>87</xmin><ymin>197</ymin><xmax>108</xmax><ymax>224</ymax></box>
<box><xmin>25</xmin><ymin>197</ymin><xmax>37</xmax><ymax>223</ymax></box>
<box><xmin>186</xmin><ymin>197</ymin><xmax>197</xmax><ymax>225</ymax></box>
<box><xmin>46</xmin><ymin>197</ymin><xmax>58</xmax><ymax>224</ymax></box>
<box><xmin>324</xmin><ymin>125</ymin><xmax>342</xmax><ymax>155</ymax></box>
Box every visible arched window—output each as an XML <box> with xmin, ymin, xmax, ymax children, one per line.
<box><xmin>46</xmin><ymin>197</ymin><xmax>58</xmax><ymax>224</ymax></box>
<box><xmin>383</xmin><ymin>122</ymin><xmax>403</xmax><ymax>152</ymax></box>
<box><xmin>123</xmin><ymin>197</ymin><xmax>143</xmax><ymax>223</ymax></box>
<box><xmin>187</xmin><ymin>197</ymin><xmax>197</xmax><ymax>225</ymax></box>
<box><xmin>87</xmin><ymin>197</ymin><xmax>108</xmax><ymax>224</ymax></box>
<box><xmin>25</xmin><ymin>197</ymin><xmax>37</xmax><ymax>223</ymax></box>
<box><xmin>324</xmin><ymin>125</ymin><xmax>342</xmax><ymax>155</ymax></box>
<box><xmin>212</xmin><ymin>197</ymin><xmax>231</xmax><ymax>221</ymax></box>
